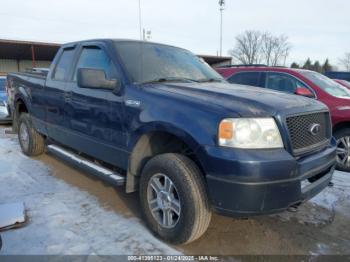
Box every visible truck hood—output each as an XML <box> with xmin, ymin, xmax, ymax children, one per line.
<box><xmin>148</xmin><ymin>82</ymin><xmax>327</xmax><ymax>117</ymax></box>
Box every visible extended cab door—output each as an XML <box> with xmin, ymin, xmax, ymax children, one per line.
<box><xmin>64</xmin><ymin>43</ymin><xmax>127</xmax><ymax>168</ymax></box>
<box><xmin>45</xmin><ymin>46</ymin><xmax>77</xmax><ymax>143</ymax></box>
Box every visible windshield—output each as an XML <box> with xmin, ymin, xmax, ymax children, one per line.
<box><xmin>0</xmin><ymin>79</ymin><xmax>5</xmax><ymax>91</ymax></box>
<box><xmin>114</xmin><ymin>41</ymin><xmax>224</xmax><ymax>84</ymax></box>
<box><xmin>300</xmin><ymin>70</ymin><xmax>350</xmax><ymax>98</ymax></box>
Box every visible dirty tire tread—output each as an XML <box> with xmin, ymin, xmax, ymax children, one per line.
<box><xmin>334</xmin><ymin>128</ymin><xmax>350</xmax><ymax>172</ymax></box>
<box><xmin>139</xmin><ymin>153</ymin><xmax>212</xmax><ymax>244</ymax></box>
<box><xmin>171</xmin><ymin>154</ymin><xmax>211</xmax><ymax>243</ymax></box>
<box><xmin>18</xmin><ymin>113</ymin><xmax>45</xmax><ymax>156</ymax></box>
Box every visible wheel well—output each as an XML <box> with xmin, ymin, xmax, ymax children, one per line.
<box><xmin>126</xmin><ymin>131</ymin><xmax>203</xmax><ymax>192</ymax></box>
<box><xmin>12</xmin><ymin>99</ymin><xmax>28</xmax><ymax>132</ymax></box>
<box><xmin>333</xmin><ymin>122</ymin><xmax>350</xmax><ymax>134</ymax></box>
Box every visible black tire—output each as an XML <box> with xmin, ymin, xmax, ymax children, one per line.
<box><xmin>18</xmin><ymin>113</ymin><xmax>45</xmax><ymax>156</ymax></box>
<box><xmin>334</xmin><ymin>128</ymin><xmax>350</xmax><ymax>172</ymax></box>
<box><xmin>139</xmin><ymin>153</ymin><xmax>211</xmax><ymax>244</ymax></box>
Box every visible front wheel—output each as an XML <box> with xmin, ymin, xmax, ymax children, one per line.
<box><xmin>334</xmin><ymin>128</ymin><xmax>350</xmax><ymax>172</ymax></box>
<box><xmin>139</xmin><ymin>153</ymin><xmax>212</xmax><ymax>244</ymax></box>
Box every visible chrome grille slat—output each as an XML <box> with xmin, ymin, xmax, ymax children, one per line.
<box><xmin>286</xmin><ymin>112</ymin><xmax>331</xmax><ymax>155</ymax></box>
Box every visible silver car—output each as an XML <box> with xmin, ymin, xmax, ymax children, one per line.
<box><xmin>0</xmin><ymin>76</ymin><xmax>11</xmax><ymax>123</ymax></box>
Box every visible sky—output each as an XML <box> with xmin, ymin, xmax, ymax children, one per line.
<box><xmin>0</xmin><ymin>0</ymin><xmax>349</xmax><ymax>67</ymax></box>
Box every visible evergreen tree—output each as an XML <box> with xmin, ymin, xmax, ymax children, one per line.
<box><xmin>322</xmin><ymin>59</ymin><xmax>332</xmax><ymax>73</ymax></box>
<box><xmin>290</xmin><ymin>62</ymin><xmax>300</xmax><ymax>68</ymax></box>
<box><xmin>313</xmin><ymin>61</ymin><xmax>322</xmax><ymax>73</ymax></box>
<box><xmin>303</xmin><ymin>58</ymin><xmax>313</xmax><ymax>70</ymax></box>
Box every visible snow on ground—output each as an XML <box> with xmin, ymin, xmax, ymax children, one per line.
<box><xmin>0</xmin><ymin>133</ymin><xmax>179</xmax><ymax>255</ymax></box>
<box><xmin>274</xmin><ymin>170</ymin><xmax>350</xmax><ymax>227</ymax></box>
<box><xmin>1</xmin><ymin>125</ymin><xmax>350</xmax><ymax>255</ymax></box>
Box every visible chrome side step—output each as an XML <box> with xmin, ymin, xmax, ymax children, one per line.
<box><xmin>47</xmin><ymin>144</ymin><xmax>125</xmax><ymax>186</ymax></box>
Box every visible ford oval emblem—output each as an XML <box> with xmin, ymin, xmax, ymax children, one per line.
<box><xmin>309</xmin><ymin>123</ymin><xmax>321</xmax><ymax>136</ymax></box>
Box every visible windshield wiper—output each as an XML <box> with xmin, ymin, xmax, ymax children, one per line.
<box><xmin>140</xmin><ymin>77</ymin><xmax>199</xmax><ymax>84</ymax></box>
<box><xmin>197</xmin><ymin>78</ymin><xmax>224</xmax><ymax>83</ymax></box>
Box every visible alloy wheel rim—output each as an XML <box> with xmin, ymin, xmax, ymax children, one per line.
<box><xmin>19</xmin><ymin>123</ymin><xmax>29</xmax><ymax>151</ymax></box>
<box><xmin>147</xmin><ymin>173</ymin><xmax>181</xmax><ymax>229</ymax></box>
<box><xmin>336</xmin><ymin>136</ymin><xmax>350</xmax><ymax>168</ymax></box>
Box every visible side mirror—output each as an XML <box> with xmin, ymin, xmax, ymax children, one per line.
<box><xmin>77</xmin><ymin>68</ymin><xmax>121</xmax><ymax>93</ymax></box>
<box><xmin>295</xmin><ymin>87</ymin><xmax>314</xmax><ymax>98</ymax></box>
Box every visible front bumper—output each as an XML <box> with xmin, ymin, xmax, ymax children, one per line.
<box><xmin>201</xmin><ymin>138</ymin><xmax>336</xmax><ymax>217</ymax></box>
<box><xmin>0</xmin><ymin>104</ymin><xmax>11</xmax><ymax>123</ymax></box>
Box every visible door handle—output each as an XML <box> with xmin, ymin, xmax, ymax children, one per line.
<box><xmin>64</xmin><ymin>92</ymin><xmax>72</xmax><ymax>102</ymax></box>
<box><xmin>47</xmin><ymin>107</ymin><xmax>58</xmax><ymax>114</ymax></box>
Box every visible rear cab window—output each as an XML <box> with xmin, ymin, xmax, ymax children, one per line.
<box><xmin>52</xmin><ymin>48</ymin><xmax>76</xmax><ymax>81</ymax></box>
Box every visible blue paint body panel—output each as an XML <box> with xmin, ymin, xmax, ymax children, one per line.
<box><xmin>6</xmin><ymin>39</ymin><xmax>336</xmax><ymax>216</ymax></box>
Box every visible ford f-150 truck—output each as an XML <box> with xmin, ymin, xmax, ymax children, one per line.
<box><xmin>7</xmin><ymin>39</ymin><xmax>336</xmax><ymax>244</ymax></box>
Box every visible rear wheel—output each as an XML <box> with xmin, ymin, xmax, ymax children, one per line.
<box><xmin>18</xmin><ymin>113</ymin><xmax>45</xmax><ymax>156</ymax></box>
<box><xmin>139</xmin><ymin>153</ymin><xmax>211</xmax><ymax>244</ymax></box>
<box><xmin>334</xmin><ymin>128</ymin><xmax>350</xmax><ymax>172</ymax></box>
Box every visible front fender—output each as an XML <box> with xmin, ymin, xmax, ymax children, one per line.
<box><xmin>128</xmin><ymin>122</ymin><xmax>202</xmax><ymax>153</ymax></box>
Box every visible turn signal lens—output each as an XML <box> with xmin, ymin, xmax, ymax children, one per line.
<box><xmin>219</xmin><ymin>120</ymin><xmax>233</xmax><ymax>140</ymax></box>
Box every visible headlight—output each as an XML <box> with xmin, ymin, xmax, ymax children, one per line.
<box><xmin>218</xmin><ymin>118</ymin><xmax>283</xmax><ymax>149</ymax></box>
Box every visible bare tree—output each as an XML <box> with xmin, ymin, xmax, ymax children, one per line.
<box><xmin>229</xmin><ymin>30</ymin><xmax>291</xmax><ymax>66</ymax></box>
<box><xmin>339</xmin><ymin>53</ymin><xmax>350</xmax><ymax>71</ymax></box>
<box><xmin>228</xmin><ymin>30</ymin><xmax>263</xmax><ymax>64</ymax></box>
<box><xmin>261</xmin><ymin>33</ymin><xmax>291</xmax><ymax>66</ymax></box>
<box><xmin>270</xmin><ymin>35</ymin><xmax>291</xmax><ymax>66</ymax></box>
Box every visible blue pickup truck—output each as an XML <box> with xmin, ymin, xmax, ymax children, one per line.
<box><xmin>7</xmin><ymin>39</ymin><xmax>336</xmax><ymax>244</ymax></box>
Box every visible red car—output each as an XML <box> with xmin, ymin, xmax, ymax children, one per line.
<box><xmin>334</xmin><ymin>79</ymin><xmax>350</xmax><ymax>89</ymax></box>
<box><xmin>216</xmin><ymin>65</ymin><xmax>350</xmax><ymax>172</ymax></box>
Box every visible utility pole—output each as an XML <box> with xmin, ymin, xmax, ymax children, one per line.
<box><xmin>138</xmin><ymin>0</ymin><xmax>142</xmax><ymax>40</ymax></box>
<box><xmin>219</xmin><ymin>0</ymin><xmax>225</xmax><ymax>56</ymax></box>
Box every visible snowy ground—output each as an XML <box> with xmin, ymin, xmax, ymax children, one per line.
<box><xmin>0</xmin><ymin>128</ymin><xmax>179</xmax><ymax>255</ymax></box>
<box><xmin>0</xmin><ymin>125</ymin><xmax>350</xmax><ymax>255</ymax></box>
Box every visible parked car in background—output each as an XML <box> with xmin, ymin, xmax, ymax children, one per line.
<box><xmin>334</xmin><ymin>79</ymin><xmax>350</xmax><ymax>89</ymax></box>
<box><xmin>0</xmin><ymin>76</ymin><xmax>11</xmax><ymax>123</ymax></box>
<box><xmin>325</xmin><ymin>71</ymin><xmax>350</xmax><ymax>82</ymax></box>
<box><xmin>216</xmin><ymin>65</ymin><xmax>350</xmax><ymax>172</ymax></box>
<box><xmin>7</xmin><ymin>40</ymin><xmax>335</xmax><ymax>244</ymax></box>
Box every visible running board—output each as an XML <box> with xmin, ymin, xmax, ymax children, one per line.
<box><xmin>47</xmin><ymin>144</ymin><xmax>125</xmax><ymax>186</ymax></box>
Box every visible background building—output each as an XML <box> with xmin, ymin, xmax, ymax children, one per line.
<box><xmin>0</xmin><ymin>39</ymin><xmax>231</xmax><ymax>76</ymax></box>
<box><xmin>0</xmin><ymin>39</ymin><xmax>60</xmax><ymax>76</ymax></box>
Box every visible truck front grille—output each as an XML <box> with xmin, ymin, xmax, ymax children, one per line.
<box><xmin>286</xmin><ymin>112</ymin><xmax>331</xmax><ymax>155</ymax></box>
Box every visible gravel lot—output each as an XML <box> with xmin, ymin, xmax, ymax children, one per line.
<box><xmin>0</xmin><ymin>125</ymin><xmax>349</xmax><ymax>255</ymax></box>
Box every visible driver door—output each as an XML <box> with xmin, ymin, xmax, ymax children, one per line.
<box><xmin>64</xmin><ymin>43</ymin><xmax>125</xmax><ymax>165</ymax></box>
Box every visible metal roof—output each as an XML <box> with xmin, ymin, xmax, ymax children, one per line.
<box><xmin>0</xmin><ymin>39</ymin><xmax>60</xmax><ymax>60</ymax></box>
<box><xmin>197</xmin><ymin>54</ymin><xmax>232</xmax><ymax>65</ymax></box>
